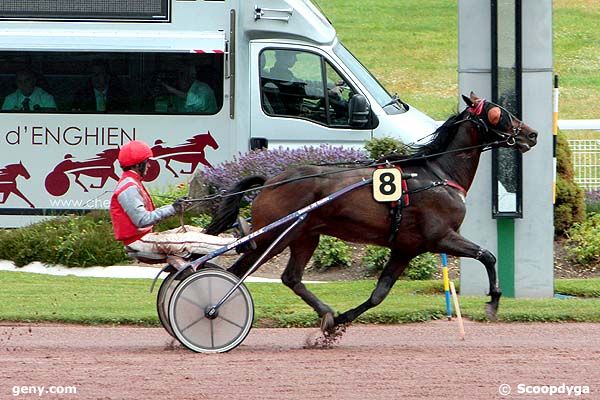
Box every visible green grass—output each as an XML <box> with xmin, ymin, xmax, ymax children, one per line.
<box><xmin>555</xmin><ymin>278</ymin><xmax>600</xmax><ymax>297</ymax></box>
<box><xmin>1</xmin><ymin>272</ymin><xmax>599</xmax><ymax>327</ymax></box>
<box><xmin>315</xmin><ymin>0</ymin><xmax>458</xmax><ymax>120</ymax></box>
<box><xmin>313</xmin><ymin>0</ymin><xmax>600</xmax><ymax>121</ymax></box>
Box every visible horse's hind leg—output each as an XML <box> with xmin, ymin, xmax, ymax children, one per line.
<box><xmin>436</xmin><ymin>230</ymin><xmax>501</xmax><ymax>320</ymax></box>
<box><xmin>331</xmin><ymin>250</ymin><xmax>412</xmax><ymax>330</ymax></box>
<box><xmin>164</xmin><ymin>160</ymin><xmax>179</xmax><ymax>178</ymax></box>
<box><xmin>227</xmin><ymin>250</ymin><xmax>265</xmax><ymax>278</ymax></box>
<box><xmin>227</xmin><ymin>234</ymin><xmax>290</xmax><ymax>277</ymax></box>
<box><xmin>73</xmin><ymin>174</ymin><xmax>89</xmax><ymax>192</ymax></box>
<box><xmin>281</xmin><ymin>236</ymin><xmax>336</xmax><ymax>320</ymax></box>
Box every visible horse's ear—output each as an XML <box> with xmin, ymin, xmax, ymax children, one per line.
<box><xmin>469</xmin><ymin>91</ymin><xmax>482</xmax><ymax>103</ymax></box>
<box><xmin>487</xmin><ymin>107</ymin><xmax>501</xmax><ymax>125</ymax></box>
<box><xmin>462</xmin><ymin>95</ymin><xmax>474</xmax><ymax>107</ymax></box>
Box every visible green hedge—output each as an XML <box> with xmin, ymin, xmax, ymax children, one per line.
<box><xmin>554</xmin><ymin>131</ymin><xmax>586</xmax><ymax>235</ymax></box>
<box><xmin>0</xmin><ymin>212</ymin><xmax>128</xmax><ymax>267</ymax></box>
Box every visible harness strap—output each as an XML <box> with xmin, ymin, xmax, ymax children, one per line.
<box><xmin>407</xmin><ymin>180</ymin><xmax>467</xmax><ymax>196</ymax></box>
<box><xmin>377</xmin><ymin>165</ymin><xmax>410</xmax><ymax>243</ymax></box>
<box><xmin>468</xmin><ymin>99</ymin><xmax>486</xmax><ymax>116</ymax></box>
<box><xmin>445</xmin><ymin>180</ymin><xmax>467</xmax><ymax>196</ymax></box>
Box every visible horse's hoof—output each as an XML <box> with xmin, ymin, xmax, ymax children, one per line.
<box><xmin>485</xmin><ymin>302</ymin><xmax>498</xmax><ymax>322</ymax></box>
<box><xmin>320</xmin><ymin>312</ymin><xmax>335</xmax><ymax>333</ymax></box>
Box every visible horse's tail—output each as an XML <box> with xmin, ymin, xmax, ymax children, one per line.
<box><xmin>204</xmin><ymin>175</ymin><xmax>266</xmax><ymax>235</ymax></box>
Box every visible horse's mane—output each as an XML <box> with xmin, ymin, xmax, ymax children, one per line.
<box><xmin>375</xmin><ymin>109</ymin><xmax>467</xmax><ymax>164</ymax></box>
<box><xmin>0</xmin><ymin>165</ymin><xmax>14</xmax><ymax>176</ymax></box>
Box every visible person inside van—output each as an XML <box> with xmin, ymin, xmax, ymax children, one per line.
<box><xmin>110</xmin><ymin>140</ymin><xmax>247</xmax><ymax>261</ymax></box>
<box><xmin>155</xmin><ymin>64</ymin><xmax>217</xmax><ymax>114</ymax></box>
<box><xmin>2</xmin><ymin>69</ymin><xmax>57</xmax><ymax>111</ymax></box>
<box><xmin>72</xmin><ymin>60</ymin><xmax>128</xmax><ymax>113</ymax></box>
<box><xmin>268</xmin><ymin>51</ymin><xmax>299</xmax><ymax>83</ymax></box>
<box><xmin>266</xmin><ymin>51</ymin><xmax>306</xmax><ymax>116</ymax></box>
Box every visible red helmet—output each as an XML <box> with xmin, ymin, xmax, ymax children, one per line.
<box><xmin>118</xmin><ymin>140</ymin><xmax>153</xmax><ymax>167</ymax></box>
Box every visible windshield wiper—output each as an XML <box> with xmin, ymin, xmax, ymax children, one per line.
<box><xmin>381</xmin><ymin>93</ymin><xmax>409</xmax><ymax>111</ymax></box>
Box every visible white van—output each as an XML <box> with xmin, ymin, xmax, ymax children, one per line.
<box><xmin>0</xmin><ymin>0</ymin><xmax>436</xmax><ymax>227</ymax></box>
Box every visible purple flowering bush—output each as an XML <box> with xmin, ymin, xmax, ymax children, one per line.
<box><xmin>199</xmin><ymin>145</ymin><xmax>367</xmax><ymax>195</ymax></box>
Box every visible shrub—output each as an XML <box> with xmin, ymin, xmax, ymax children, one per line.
<box><xmin>150</xmin><ymin>183</ymin><xmax>189</xmax><ymax>208</ymax></box>
<box><xmin>360</xmin><ymin>246</ymin><xmax>437</xmax><ymax>280</ymax></box>
<box><xmin>554</xmin><ymin>131</ymin><xmax>586</xmax><ymax>235</ymax></box>
<box><xmin>150</xmin><ymin>183</ymin><xmax>210</xmax><ymax>232</ymax></box>
<box><xmin>312</xmin><ymin>236</ymin><xmax>352</xmax><ymax>270</ymax></box>
<box><xmin>405</xmin><ymin>253</ymin><xmax>438</xmax><ymax>280</ymax></box>
<box><xmin>362</xmin><ymin>245</ymin><xmax>390</xmax><ymax>274</ymax></box>
<box><xmin>198</xmin><ymin>145</ymin><xmax>367</xmax><ymax>196</ymax></box>
<box><xmin>364</xmin><ymin>136</ymin><xmax>409</xmax><ymax>159</ymax></box>
<box><xmin>0</xmin><ymin>212</ymin><xmax>128</xmax><ymax>267</ymax></box>
<box><xmin>585</xmin><ymin>189</ymin><xmax>600</xmax><ymax>215</ymax></box>
<box><xmin>566</xmin><ymin>213</ymin><xmax>600</xmax><ymax>265</ymax></box>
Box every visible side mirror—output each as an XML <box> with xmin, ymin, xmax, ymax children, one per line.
<box><xmin>348</xmin><ymin>94</ymin><xmax>370</xmax><ymax>128</ymax></box>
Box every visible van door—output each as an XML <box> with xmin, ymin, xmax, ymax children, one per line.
<box><xmin>249</xmin><ymin>43</ymin><xmax>372</xmax><ymax>150</ymax></box>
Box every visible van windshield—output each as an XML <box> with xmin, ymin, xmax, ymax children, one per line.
<box><xmin>333</xmin><ymin>43</ymin><xmax>399</xmax><ymax>112</ymax></box>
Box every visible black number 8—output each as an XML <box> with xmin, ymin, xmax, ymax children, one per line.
<box><xmin>379</xmin><ymin>172</ymin><xmax>396</xmax><ymax>195</ymax></box>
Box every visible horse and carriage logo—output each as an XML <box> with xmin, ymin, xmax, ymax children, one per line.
<box><xmin>0</xmin><ymin>162</ymin><xmax>35</xmax><ymax>208</ymax></box>
<box><xmin>42</xmin><ymin>132</ymin><xmax>219</xmax><ymax>197</ymax></box>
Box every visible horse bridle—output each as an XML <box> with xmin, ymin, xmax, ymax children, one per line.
<box><xmin>466</xmin><ymin>99</ymin><xmax>523</xmax><ymax>147</ymax></box>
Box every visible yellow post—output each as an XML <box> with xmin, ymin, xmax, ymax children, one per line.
<box><xmin>449</xmin><ymin>282</ymin><xmax>465</xmax><ymax>341</ymax></box>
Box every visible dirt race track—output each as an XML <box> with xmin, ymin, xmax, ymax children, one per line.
<box><xmin>1</xmin><ymin>321</ymin><xmax>599</xmax><ymax>400</ymax></box>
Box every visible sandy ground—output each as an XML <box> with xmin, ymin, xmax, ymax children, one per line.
<box><xmin>1</xmin><ymin>321</ymin><xmax>598</xmax><ymax>400</ymax></box>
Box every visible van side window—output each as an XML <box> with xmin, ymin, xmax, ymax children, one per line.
<box><xmin>0</xmin><ymin>51</ymin><xmax>223</xmax><ymax>115</ymax></box>
<box><xmin>260</xmin><ymin>49</ymin><xmax>354</xmax><ymax>127</ymax></box>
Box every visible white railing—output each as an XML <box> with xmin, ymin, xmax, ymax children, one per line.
<box><xmin>560</xmin><ymin>119</ymin><xmax>600</xmax><ymax>191</ymax></box>
<box><xmin>567</xmin><ymin>139</ymin><xmax>600</xmax><ymax>191</ymax></box>
<box><xmin>558</xmin><ymin>119</ymin><xmax>600</xmax><ymax>131</ymax></box>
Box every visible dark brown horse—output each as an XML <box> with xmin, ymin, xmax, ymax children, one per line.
<box><xmin>205</xmin><ymin>93</ymin><xmax>538</xmax><ymax>332</ymax></box>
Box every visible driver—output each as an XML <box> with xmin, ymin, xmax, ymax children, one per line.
<box><xmin>109</xmin><ymin>140</ymin><xmax>243</xmax><ymax>260</ymax></box>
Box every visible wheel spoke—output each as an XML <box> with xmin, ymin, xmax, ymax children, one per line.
<box><xmin>210</xmin><ymin>318</ymin><xmax>215</xmax><ymax>348</ymax></box>
<box><xmin>179</xmin><ymin>295</ymin><xmax>206</xmax><ymax>311</ymax></box>
<box><xmin>170</xmin><ymin>270</ymin><xmax>253</xmax><ymax>353</ymax></box>
<box><xmin>180</xmin><ymin>314</ymin><xmax>206</xmax><ymax>333</ymax></box>
<box><xmin>218</xmin><ymin>314</ymin><xmax>245</xmax><ymax>329</ymax></box>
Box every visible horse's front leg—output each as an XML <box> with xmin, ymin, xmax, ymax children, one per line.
<box><xmin>330</xmin><ymin>250</ymin><xmax>412</xmax><ymax>331</ymax></box>
<box><xmin>281</xmin><ymin>236</ymin><xmax>336</xmax><ymax>321</ymax></box>
<box><xmin>90</xmin><ymin>175</ymin><xmax>108</xmax><ymax>189</ymax></box>
<box><xmin>436</xmin><ymin>230</ymin><xmax>501</xmax><ymax>321</ymax></box>
<box><xmin>3</xmin><ymin>187</ymin><xmax>35</xmax><ymax>208</ymax></box>
<box><xmin>180</xmin><ymin>161</ymin><xmax>198</xmax><ymax>175</ymax></box>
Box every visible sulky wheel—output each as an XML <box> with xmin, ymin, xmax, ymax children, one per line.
<box><xmin>168</xmin><ymin>268</ymin><xmax>254</xmax><ymax>353</ymax></box>
<box><xmin>156</xmin><ymin>272</ymin><xmax>179</xmax><ymax>337</ymax></box>
<box><xmin>156</xmin><ymin>262</ymin><xmax>216</xmax><ymax>337</ymax></box>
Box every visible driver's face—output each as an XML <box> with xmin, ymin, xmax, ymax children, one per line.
<box><xmin>16</xmin><ymin>73</ymin><xmax>35</xmax><ymax>96</ymax></box>
<box><xmin>142</xmin><ymin>161</ymin><xmax>150</xmax><ymax>177</ymax></box>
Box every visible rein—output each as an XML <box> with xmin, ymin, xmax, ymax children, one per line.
<box><xmin>182</xmin><ymin>138</ymin><xmax>505</xmax><ymax>204</ymax></box>
<box><xmin>182</xmin><ymin>101</ymin><xmax>518</xmax><ymax>204</ymax></box>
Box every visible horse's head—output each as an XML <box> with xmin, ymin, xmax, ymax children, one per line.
<box><xmin>204</xmin><ymin>131</ymin><xmax>219</xmax><ymax>150</ymax></box>
<box><xmin>17</xmin><ymin>161</ymin><xmax>31</xmax><ymax>180</ymax></box>
<box><xmin>462</xmin><ymin>92</ymin><xmax>538</xmax><ymax>153</ymax></box>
